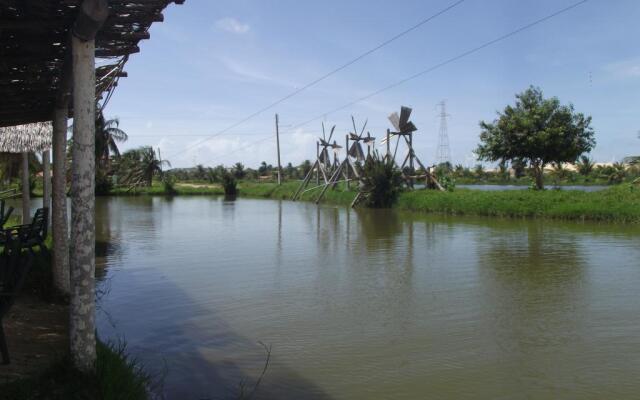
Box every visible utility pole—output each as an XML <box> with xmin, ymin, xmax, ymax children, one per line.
<box><xmin>275</xmin><ymin>113</ymin><xmax>282</xmax><ymax>185</ymax></box>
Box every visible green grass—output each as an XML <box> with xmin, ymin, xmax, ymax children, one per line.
<box><xmin>397</xmin><ymin>183</ymin><xmax>640</xmax><ymax>223</ymax></box>
<box><xmin>0</xmin><ymin>340</ymin><xmax>151</xmax><ymax>400</ymax></box>
<box><xmin>104</xmin><ymin>180</ymin><xmax>640</xmax><ymax>223</ymax></box>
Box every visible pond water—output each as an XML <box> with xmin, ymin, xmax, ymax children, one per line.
<box><xmin>95</xmin><ymin>196</ymin><xmax>640</xmax><ymax>399</ymax></box>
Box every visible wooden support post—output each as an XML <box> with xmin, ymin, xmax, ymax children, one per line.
<box><xmin>345</xmin><ymin>135</ymin><xmax>350</xmax><ymax>190</ymax></box>
<box><xmin>316</xmin><ymin>142</ymin><xmax>320</xmax><ymax>185</ymax></box>
<box><xmin>69</xmin><ymin>0</ymin><xmax>108</xmax><ymax>374</ymax></box>
<box><xmin>275</xmin><ymin>114</ymin><xmax>282</xmax><ymax>185</ymax></box>
<box><xmin>21</xmin><ymin>152</ymin><xmax>30</xmax><ymax>224</ymax></box>
<box><xmin>42</xmin><ymin>150</ymin><xmax>51</xmax><ymax>210</ymax></box>
<box><xmin>52</xmin><ymin>106</ymin><xmax>70</xmax><ymax>295</ymax></box>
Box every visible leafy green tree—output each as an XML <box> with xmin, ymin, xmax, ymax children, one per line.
<box><xmin>476</xmin><ymin>86</ymin><xmax>595</xmax><ymax>189</ymax></box>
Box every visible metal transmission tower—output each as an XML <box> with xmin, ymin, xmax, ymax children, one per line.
<box><xmin>435</xmin><ymin>100</ymin><xmax>451</xmax><ymax>166</ymax></box>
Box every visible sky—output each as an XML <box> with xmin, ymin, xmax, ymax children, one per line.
<box><xmin>105</xmin><ymin>0</ymin><xmax>640</xmax><ymax>169</ymax></box>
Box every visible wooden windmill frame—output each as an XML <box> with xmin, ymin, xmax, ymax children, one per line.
<box><xmin>383</xmin><ymin>106</ymin><xmax>444</xmax><ymax>191</ymax></box>
<box><xmin>292</xmin><ymin>123</ymin><xmax>342</xmax><ymax>201</ymax></box>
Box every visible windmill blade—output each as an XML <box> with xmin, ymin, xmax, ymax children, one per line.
<box><xmin>319</xmin><ymin>139</ymin><xmax>329</xmax><ymax>147</ymax></box>
<box><xmin>348</xmin><ymin>142</ymin><xmax>365</xmax><ymax>161</ymax></box>
<box><xmin>356</xmin><ymin>143</ymin><xmax>365</xmax><ymax>161</ymax></box>
<box><xmin>359</xmin><ymin>119</ymin><xmax>368</xmax><ymax>137</ymax></box>
<box><xmin>319</xmin><ymin>148</ymin><xmax>330</xmax><ymax>163</ymax></box>
<box><xmin>399</xmin><ymin>106</ymin><xmax>412</xmax><ymax>127</ymax></box>
<box><xmin>404</xmin><ymin>121</ymin><xmax>417</xmax><ymax>133</ymax></box>
<box><xmin>349</xmin><ymin>132</ymin><xmax>360</xmax><ymax>141</ymax></box>
<box><xmin>364</xmin><ymin>132</ymin><xmax>375</xmax><ymax>145</ymax></box>
<box><xmin>322</xmin><ymin>122</ymin><xmax>326</xmax><ymax>141</ymax></box>
<box><xmin>327</xmin><ymin>125</ymin><xmax>336</xmax><ymax>143</ymax></box>
<box><xmin>388</xmin><ymin>112</ymin><xmax>400</xmax><ymax>132</ymax></box>
<box><xmin>351</xmin><ymin>115</ymin><xmax>358</xmax><ymax>139</ymax></box>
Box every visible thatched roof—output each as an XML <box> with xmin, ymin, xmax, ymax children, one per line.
<box><xmin>0</xmin><ymin>122</ymin><xmax>52</xmax><ymax>153</ymax></box>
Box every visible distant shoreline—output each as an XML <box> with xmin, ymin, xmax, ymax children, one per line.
<box><xmin>105</xmin><ymin>181</ymin><xmax>640</xmax><ymax>224</ymax></box>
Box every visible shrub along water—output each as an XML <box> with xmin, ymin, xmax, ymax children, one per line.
<box><xmin>359</xmin><ymin>152</ymin><xmax>403</xmax><ymax>208</ymax></box>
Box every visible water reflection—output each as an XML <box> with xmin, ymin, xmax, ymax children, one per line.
<box><xmin>96</xmin><ymin>197</ymin><xmax>640</xmax><ymax>399</ymax></box>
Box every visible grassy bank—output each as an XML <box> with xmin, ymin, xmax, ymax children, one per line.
<box><xmin>0</xmin><ymin>341</ymin><xmax>151</xmax><ymax>400</ymax></box>
<box><xmin>107</xmin><ymin>181</ymin><xmax>640</xmax><ymax>223</ymax></box>
<box><xmin>0</xmin><ymin>230</ymin><xmax>151</xmax><ymax>399</ymax></box>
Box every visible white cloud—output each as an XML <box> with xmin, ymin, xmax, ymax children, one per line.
<box><xmin>215</xmin><ymin>17</ymin><xmax>250</xmax><ymax>34</ymax></box>
<box><xmin>603</xmin><ymin>58</ymin><xmax>640</xmax><ymax>79</ymax></box>
<box><xmin>218</xmin><ymin>56</ymin><xmax>297</xmax><ymax>88</ymax></box>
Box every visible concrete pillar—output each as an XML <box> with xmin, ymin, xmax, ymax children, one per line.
<box><xmin>69</xmin><ymin>33</ymin><xmax>97</xmax><ymax>373</ymax></box>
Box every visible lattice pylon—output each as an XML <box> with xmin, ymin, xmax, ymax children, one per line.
<box><xmin>435</xmin><ymin>100</ymin><xmax>451</xmax><ymax>166</ymax></box>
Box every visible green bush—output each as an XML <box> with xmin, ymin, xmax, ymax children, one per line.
<box><xmin>222</xmin><ymin>171</ymin><xmax>238</xmax><ymax>196</ymax></box>
<box><xmin>359</xmin><ymin>152</ymin><xmax>403</xmax><ymax>208</ymax></box>
<box><xmin>162</xmin><ymin>175</ymin><xmax>178</xmax><ymax>195</ymax></box>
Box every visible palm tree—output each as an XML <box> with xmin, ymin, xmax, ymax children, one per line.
<box><xmin>120</xmin><ymin>146</ymin><xmax>170</xmax><ymax>187</ymax></box>
<box><xmin>233</xmin><ymin>162</ymin><xmax>245</xmax><ymax>179</ymax></box>
<box><xmin>95</xmin><ymin>112</ymin><xmax>128</xmax><ymax>169</ymax></box>
<box><xmin>576</xmin><ymin>155</ymin><xmax>595</xmax><ymax>176</ymax></box>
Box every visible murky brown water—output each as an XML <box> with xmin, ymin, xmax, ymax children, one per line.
<box><xmin>95</xmin><ymin>196</ymin><xmax>640</xmax><ymax>399</ymax></box>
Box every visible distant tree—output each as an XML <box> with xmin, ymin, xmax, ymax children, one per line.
<box><xmin>233</xmin><ymin>162</ymin><xmax>245</xmax><ymax>179</ymax></box>
<box><xmin>605</xmin><ymin>162</ymin><xmax>627</xmax><ymax>184</ymax></box>
<box><xmin>453</xmin><ymin>164</ymin><xmax>465</xmax><ymax>178</ymax></box>
<box><xmin>476</xmin><ymin>86</ymin><xmax>595</xmax><ymax>189</ymax></box>
<box><xmin>511</xmin><ymin>159</ymin><xmax>527</xmax><ymax>178</ymax></box>
<box><xmin>284</xmin><ymin>162</ymin><xmax>296</xmax><ymax>179</ymax></box>
<box><xmin>258</xmin><ymin>161</ymin><xmax>272</xmax><ymax>176</ymax></box>
<box><xmin>474</xmin><ymin>164</ymin><xmax>485</xmax><ymax>178</ymax></box>
<box><xmin>299</xmin><ymin>160</ymin><xmax>312</xmax><ymax>177</ymax></box>
<box><xmin>195</xmin><ymin>164</ymin><xmax>206</xmax><ymax>181</ymax></box>
<box><xmin>576</xmin><ymin>155</ymin><xmax>595</xmax><ymax>176</ymax></box>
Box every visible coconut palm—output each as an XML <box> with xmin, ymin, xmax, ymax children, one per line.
<box><xmin>120</xmin><ymin>146</ymin><xmax>170</xmax><ymax>188</ymax></box>
<box><xmin>95</xmin><ymin>112</ymin><xmax>128</xmax><ymax>169</ymax></box>
<box><xmin>576</xmin><ymin>155</ymin><xmax>595</xmax><ymax>176</ymax></box>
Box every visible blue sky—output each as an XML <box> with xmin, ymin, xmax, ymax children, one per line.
<box><xmin>106</xmin><ymin>0</ymin><xmax>640</xmax><ymax>168</ymax></box>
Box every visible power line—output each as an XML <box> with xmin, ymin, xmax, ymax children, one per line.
<box><xmin>167</xmin><ymin>0</ymin><xmax>467</xmax><ymax>159</ymax></box>
<box><xmin>193</xmin><ymin>0</ymin><xmax>588</xmax><ymax>166</ymax></box>
<box><xmin>287</xmin><ymin>0</ymin><xmax>588</xmax><ymax>131</ymax></box>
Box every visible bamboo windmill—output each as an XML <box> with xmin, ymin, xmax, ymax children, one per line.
<box><xmin>348</xmin><ymin>116</ymin><xmax>376</xmax><ymax>162</ymax></box>
<box><xmin>382</xmin><ymin>106</ymin><xmax>444</xmax><ymax>190</ymax></box>
<box><xmin>292</xmin><ymin>123</ymin><xmax>343</xmax><ymax>200</ymax></box>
